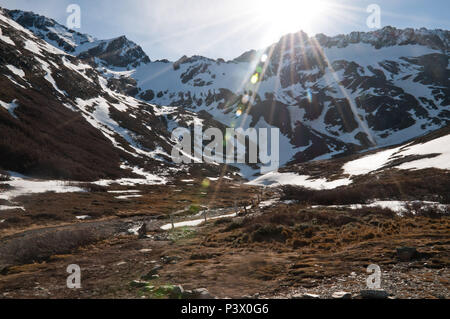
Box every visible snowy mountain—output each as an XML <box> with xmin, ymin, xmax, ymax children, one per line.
<box><xmin>127</xmin><ymin>29</ymin><xmax>449</xmax><ymax>166</ymax></box>
<box><xmin>2</xmin><ymin>8</ymin><xmax>450</xmax><ymax>180</ymax></box>
<box><xmin>0</xmin><ymin>8</ymin><xmax>223</xmax><ymax>181</ymax></box>
<box><xmin>5</xmin><ymin>9</ymin><xmax>151</xmax><ymax>69</ymax></box>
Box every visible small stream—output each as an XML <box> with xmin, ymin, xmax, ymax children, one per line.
<box><xmin>160</xmin><ymin>212</ymin><xmax>238</xmax><ymax>230</ymax></box>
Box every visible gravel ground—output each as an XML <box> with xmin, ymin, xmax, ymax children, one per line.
<box><xmin>268</xmin><ymin>263</ymin><xmax>449</xmax><ymax>299</ymax></box>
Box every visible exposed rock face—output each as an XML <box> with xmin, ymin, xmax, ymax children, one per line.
<box><xmin>360</xmin><ymin>289</ymin><xmax>389</xmax><ymax>299</ymax></box>
<box><xmin>6</xmin><ymin>9</ymin><xmax>92</xmax><ymax>53</ymax></box>
<box><xmin>78</xmin><ymin>36</ymin><xmax>151</xmax><ymax>68</ymax></box>
<box><xmin>107</xmin><ymin>76</ymin><xmax>139</xmax><ymax>96</ymax></box>
<box><xmin>332</xmin><ymin>291</ymin><xmax>352</xmax><ymax>299</ymax></box>
<box><xmin>0</xmin><ymin>8</ymin><xmax>215</xmax><ymax>180</ymax></box>
<box><xmin>6</xmin><ymin>9</ymin><xmax>151</xmax><ymax>69</ymax></box>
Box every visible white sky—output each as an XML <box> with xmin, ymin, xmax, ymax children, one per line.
<box><xmin>0</xmin><ymin>0</ymin><xmax>448</xmax><ymax>61</ymax></box>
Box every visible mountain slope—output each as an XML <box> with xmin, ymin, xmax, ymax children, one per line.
<box><xmin>6</xmin><ymin>9</ymin><xmax>151</xmax><ymax>69</ymax></box>
<box><xmin>250</xmin><ymin>125</ymin><xmax>450</xmax><ymax>190</ymax></box>
<box><xmin>0</xmin><ymin>8</ymin><xmax>214</xmax><ymax>181</ymax></box>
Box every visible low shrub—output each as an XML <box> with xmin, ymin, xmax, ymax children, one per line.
<box><xmin>250</xmin><ymin>225</ymin><xmax>291</xmax><ymax>243</ymax></box>
<box><xmin>76</xmin><ymin>183</ymin><xmax>108</xmax><ymax>193</ymax></box>
<box><xmin>224</xmin><ymin>220</ymin><xmax>245</xmax><ymax>232</ymax></box>
<box><xmin>0</xmin><ymin>228</ymin><xmax>101</xmax><ymax>266</ymax></box>
<box><xmin>403</xmin><ymin>202</ymin><xmax>449</xmax><ymax>219</ymax></box>
<box><xmin>281</xmin><ymin>170</ymin><xmax>450</xmax><ymax>205</ymax></box>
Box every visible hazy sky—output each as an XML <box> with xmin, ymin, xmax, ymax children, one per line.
<box><xmin>0</xmin><ymin>0</ymin><xmax>448</xmax><ymax>61</ymax></box>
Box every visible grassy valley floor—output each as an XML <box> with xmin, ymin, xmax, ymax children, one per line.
<box><xmin>0</xmin><ymin>176</ymin><xmax>448</xmax><ymax>299</ymax></box>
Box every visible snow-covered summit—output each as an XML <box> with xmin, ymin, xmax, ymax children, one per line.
<box><xmin>5</xmin><ymin>8</ymin><xmax>151</xmax><ymax>69</ymax></box>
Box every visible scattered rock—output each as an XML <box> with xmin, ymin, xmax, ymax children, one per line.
<box><xmin>139</xmin><ymin>249</ymin><xmax>152</xmax><ymax>253</ymax></box>
<box><xmin>138</xmin><ymin>223</ymin><xmax>147</xmax><ymax>239</ymax></box>
<box><xmin>332</xmin><ymin>291</ymin><xmax>352</xmax><ymax>299</ymax></box>
<box><xmin>161</xmin><ymin>256</ymin><xmax>182</xmax><ymax>264</ymax></box>
<box><xmin>169</xmin><ymin>285</ymin><xmax>184</xmax><ymax>299</ymax></box>
<box><xmin>76</xmin><ymin>215</ymin><xmax>91</xmax><ymax>220</ymax></box>
<box><xmin>397</xmin><ymin>247</ymin><xmax>418</xmax><ymax>261</ymax></box>
<box><xmin>143</xmin><ymin>285</ymin><xmax>155</xmax><ymax>292</ymax></box>
<box><xmin>142</xmin><ymin>264</ymin><xmax>162</xmax><ymax>280</ymax></box>
<box><xmin>182</xmin><ymin>289</ymin><xmax>193</xmax><ymax>299</ymax></box>
<box><xmin>193</xmin><ymin>288</ymin><xmax>214</xmax><ymax>299</ymax></box>
<box><xmin>292</xmin><ymin>293</ymin><xmax>320</xmax><ymax>299</ymax></box>
<box><xmin>130</xmin><ymin>280</ymin><xmax>148</xmax><ymax>288</ymax></box>
<box><xmin>360</xmin><ymin>289</ymin><xmax>389</xmax><ymax>299</ymax></box>
<box><xmin>153</xmin><ymin>234</ymin><xmax>168</xmax><ymax>241</ymax></box>
<box><xmin>182</xmin><ymin>288</ymin><xmax>214</xmax><ymax>299</ymax></box>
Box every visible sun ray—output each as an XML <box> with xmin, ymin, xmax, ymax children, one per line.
<box><xmin>147</xmin><ymin>8</ymin><xmax>258</xmax><ymax>46</ymax></box>
<box><xmin>308</xmin><ymin>36</ymin><xmax>377</xmax><ymax>145</ymax></box>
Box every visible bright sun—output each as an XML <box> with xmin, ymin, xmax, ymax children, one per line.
<box><xmin>255</xmin><ymin>0</ymin><xmax>329</xmax><ymax>40</ymax></box>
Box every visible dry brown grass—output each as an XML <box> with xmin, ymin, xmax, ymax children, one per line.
<box><xmin>281</xmin><ymin>169</ymin><xmax>450</xmax><ymax>205</ymax></box>
<box><xmin>0</xmin><ymin>179</ymin><xmax>261</xmax><ymax>234</ymax></box>
<box><xmin>134</xmin><ymin>202</ymin><xmax>449</xmax><ymax>297</ymax></box>
<box><xmin>0</xmin><ymin>228</ymin><xmax>101</xmax><ymax>268</ymax></box>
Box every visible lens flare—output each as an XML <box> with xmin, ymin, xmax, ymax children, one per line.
<box><xmin>255</xmin><ymin>0</ymin><xmax>330</xmax><ymax>37</ymax></box>
<box><xmin>251</xmin><ymin>73</ymin><xmax>259</xmax><ymax>84</ymax></box>
<box><xmin>236</xmin><ymin>109</ymin><xmax>243</xmax><ymax>117</ymax></box>
<box><xmin>261</xmin><ymin>54</ymin><xmax>268</xmax><ymax>63</ymax></box>
<box><xmin>201</xmin><ymin>179</ymin><xmax>211</xmax><ymax>188</ymax></box>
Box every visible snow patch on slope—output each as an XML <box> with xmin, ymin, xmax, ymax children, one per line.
<box><xmin>0</xmin><ymin>30</ymin><xmax>15</xmax><ymax>45</ymax></box>
<box><xmin>0</xmin><ymin>172</ymin><xmax>85</xmax><ymax>200</ymax></box>
<box><xmin>248</xmin><ymin>171</ymin><xmax>352</xmax><ymax>190</ymax></box>
<box><xmin>94</xmin><ymin>165</ymin><xmax>167</xmax><ymax>187</ymax></box>
<box><xmin>6</xmin><ymin>64</ymin><xmax>25</xmax><ymax>79</ymax></box>
<box><xmin>313</xmin><ymin>200</ymin><xmax>448</xmax><ymax>214</ymax></box>
<box><xmin>0</xmin><ymin>99</ymin><xmax>19</xmax><ymax>119</ymax></box>
<box><xmin>344</xmin><ymin>134</ymin><xmax>450</xmax><ymax>175</ymax></box>
<box><xmin>35</xmin><ymin>57</ymin><xmax>67</xmax><ymax>96</ymax></box>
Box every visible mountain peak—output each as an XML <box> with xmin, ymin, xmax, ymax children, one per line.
<box><xmin>6</xmin><ymin>8</ymin><xmax>151</xmax><ymax>68</ymax></box>
<box><xmin>271</xmin><ymin>26</ymin><xmax>449</xmax><ymax>53</ymax></box>
<box><xmin>312</xmin><ymin>26</ymin><xmax>449</xmax><ymax>51</ymax></box>
<box><xmin>5</xmin><ymin>8</ymin><xmax>95</xmax><ymax>53</ymax></box>
<box><xmin>78</xmin><ymin>35</ymin><xmax>151</xmax><ymax>68</ymax></box>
